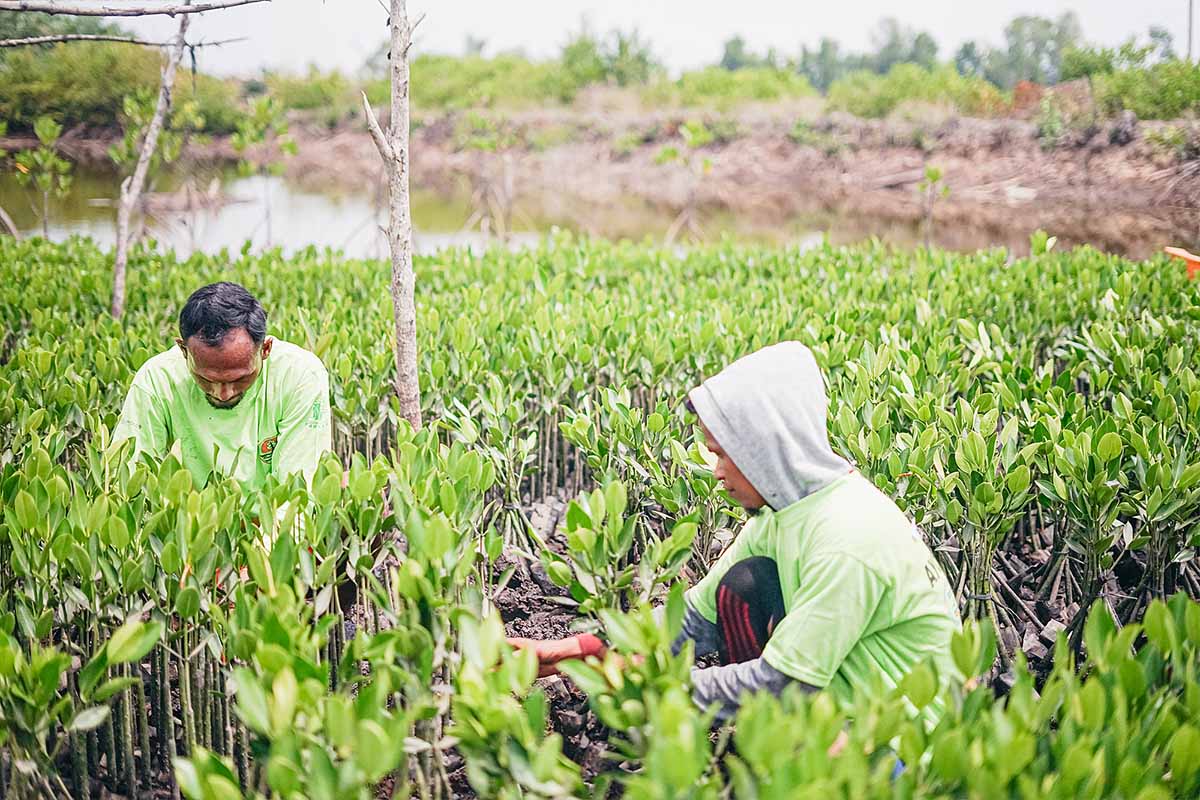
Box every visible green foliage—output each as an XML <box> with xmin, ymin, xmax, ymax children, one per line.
<box><xmin>176</xmin><ymin>74</ymin><xmax>247</xmax><ymax>135</ymax></box>
<box><xmin>0</xmin><ymin>40</ymin><xmax>245</xmax><ymax>135</ymax></box>
<box><xmin>231</xmin><ymin>96</ymin><xmax>296</xmax><ymax>178</ymax></box>
<box><xmin>788</xmin><ymin>119</ymin><xmax>845</xmax><ymax>155</ymax></box>
<box><xmin>540</xmin><ymin>481</ymin><xmax>697</xmax><ymax>618</ymax></box>
<box><xmin>1094</xmin><ymin>59</ymin><xmax>1200</xmax><ymax>120</ymax></box>
<box><xmin>1035</xmin><ymin>94</ymin><xmax>1067</xmax><ymax>147</ymax></box>
<box><xmin>0</xmin><ymin>42</ymin><xmax>160</xmax><ymax>131</ymax></box>
<box><xmin>0</xmin><ymin>11</ymin><xmax>122</xmax><ymax>67</ymax></box>
<box><xmin>265</xmin><ymin>67</ymin><xmax>356</xmax><ymax>129</ymax></box>
<box><xmin>718</xmin><ymin>35</ymin><xmax>781</xmax><ymax>72</ymax></box>
<box><xmin>388</xmin><ymin>53</ymin><xmax>579</xmax><ymax>109</ymax></box>
<box><xmin>828</xmin><ymin>63</ymin><xmax>1008</xmax><ymax>118</ymax></box>
<box><xmin>644</xmin><ymin>67</ymin><xmax>816</xmax><ymax>109</ymax></box>
<box><xmin>453</xmin><ymin>112</ymin><xmax>519</xmax><ymax>152</ymax></box>
<box><xmin>108</xmin><ymin>89</ymin><xmax>207</xmax><ymax>175</ymax></box>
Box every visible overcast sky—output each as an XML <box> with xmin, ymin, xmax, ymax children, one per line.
<box><xmin>125</xmin><ymin>0</ymin><xmax>1196</xmax><ymax>76</ymax></box>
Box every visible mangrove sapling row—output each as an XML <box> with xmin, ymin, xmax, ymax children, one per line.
<box><xmin>1</xmin><ymin>234</ymin><xmax>1200</xmax><ymax>795</ymax></box>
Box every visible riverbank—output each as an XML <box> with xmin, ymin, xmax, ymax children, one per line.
<box><xmin>3</xmin><ymin>107</ymin><xmax>1197</xmax><ymax>256</ymax></box>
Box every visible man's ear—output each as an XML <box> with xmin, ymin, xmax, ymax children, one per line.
<box><xmin>175</xmin><ymin>338</ymin><xmax>187</xmax><ymax>355</ymax></box>
<box><xmin>261</xmin><ymin>337</ymin><xmax>274</xmax><ymax>360</ymax></box>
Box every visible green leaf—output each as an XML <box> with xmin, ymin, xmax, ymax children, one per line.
<box><xmin>93</xmin><ymin>676</ymin><xmax>139</xmax><ymax>703</ymax></box>
<box><xmin>175</xmin><ymin>586</ymin><xmax>201</xmax><ymax>620</ymax></box>
<box><xmin>233</xmin><ymin>668</ymin><xmax>270</xmax><ymax>734</ymax></box>
<box><xmin>439</xmin><ymin>481</ymin><xmax>458</xmax><ymax>517</ymax></box>
<box><xmin>1170</xmin><ymin>725</ymin><xmax>1200</xmax><ymax>786</ymax></box>
<box><xmin>1096</xmin><ymin>432</ymin><xmax>1123</xmax><ymax>463</ymax></box>
<box><xmin>1006</xmin><ymin>464</ymin><xmax>1031</xmax><ymax>496</ymax></box>
<box><xmin>1084</xmin><ymin>600</ymin><xmax>1117</xmax><ymax>664</ymax></box>
<box><xmin>1144</xmin><ymin>600</ymin><xmax>1178</xmax><ymax>656</ymax></box>
<box><xmin>600</xmin><ymin>611</ymin><xmax>641</xmax><ymax>652</ymax></box>
<box><xmin>69</xmin><ymin>705</ymin><xmax>110</xmax><ymax>732</ymax></box>
<box><xmin>13</xmin><ymin>490</ymin><xmax>37</xmax><ymax>530</ymax></box>
<box><xmin>900</xmin><ymin>662</ymin><xmax>938</xmax><ymax>709</ymax></box>
<box><xmin>324</xmin><ymin>695</ymin><xmax>356</xmax><ymax>750</ymax></box>
<box><xmin>565</xmin><ymin>500</ymin><xmax>591</xmax><ymax>531</ymax></box>
<box><xmin>243</xmin><ymin>543</ymin><xmax>273</xmax><ymax>595</ymax></box>
<box><xmin>314</xmin><ymin>472</ymin><xmax>341</xmax><ymax>506</ymax></box>
<box><xmin>269</xmin><ymin>668</ymin><xmax>297</xmax><ymax>732</ymax></box>
<box><xmin>79</xmin><ymin>648</ymin><xmax>109</xmax><ymax>696</ymax></box>
<box><xmin>357</xmin><ymin>719</ymin><xmax>397</xmax><ymax>781</ymax></box>
<box><xmin>556</xmin><ymin>660</ymin><xmax>610</xmax><ymax>697</ymax></box>
<box><xmin>266</xmin><ymin>754</ymin><xmax>302</xmax><ymax>796</ymax></box>
<box><xmin>107</xmin><ymin>619</ymin><xmax>164</xmax><ymax>665</ymax></box>
<box><xmin>107</xmin><ymin>516</ymin><xmax>130</xmax><ymax>550</ymax></box>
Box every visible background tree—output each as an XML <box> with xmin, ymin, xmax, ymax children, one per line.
<box><xmin>798</xmin><ymin>37</ymin><xmax>864</xmax><ymax>92</ymax></box>
<box><xmin>955</xmin><ymin>41</ymin><xmax>986</xmax><ymax>77</ymax></box>
<box><xmin>869</xmin><ymin>18</ymin><xmax>938</xmax><ymax>73</ymax></box>
<box><xmin>984</xmin><ymin>12</ymin><xmax>1083</xmax><ymax>88</ymax></box>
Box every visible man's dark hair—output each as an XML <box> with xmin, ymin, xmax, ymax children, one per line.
<box><xmin>179</xmin><ymin>282</ymin><xmax>267</xmax><ymax>347</ymax></box>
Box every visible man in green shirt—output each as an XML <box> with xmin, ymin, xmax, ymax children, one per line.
<box><xmin>114</xmin><ymin>282</ymin><xmax>331</xmax><ymax>492</ymax></box>
<box><xmin>511</xmin><ymin>342</ymin><xmax>960</xmax><ymax>721</ymax></box>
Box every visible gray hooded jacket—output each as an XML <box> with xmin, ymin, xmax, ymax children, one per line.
<box><xmin>675</xmin><ymin>341</ymin><xmax>850</xmax><ymax>719</ymax></box>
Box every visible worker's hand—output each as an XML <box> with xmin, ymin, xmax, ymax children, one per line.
<box><xmin>506</xmin><ymin>634</ymin><xmax>606</xmax><ymax>678</ymax></box>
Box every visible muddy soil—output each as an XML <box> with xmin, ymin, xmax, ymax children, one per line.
<box><xmin>495</xmin><ymin>496</ymin><xmax>613</xmax><ymax>784</ymax></box>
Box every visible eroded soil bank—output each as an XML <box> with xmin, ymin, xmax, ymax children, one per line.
<box><xmin>7</xmin><ymin>108</ymin><xmax>1198</xmax><ymax>256</ymax></box>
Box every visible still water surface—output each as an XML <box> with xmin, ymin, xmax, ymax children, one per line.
<box><xmin>0</xmin><ymin>164</ymin><xmax>991</xmax><ymax>258</ymax></box>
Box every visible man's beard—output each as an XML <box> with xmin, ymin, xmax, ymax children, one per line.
<box><xmin>205</xmin><ymin>394</ymin><xmax>244</xmax><ymax>409</ymax></box>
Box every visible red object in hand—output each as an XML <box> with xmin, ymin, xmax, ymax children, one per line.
<box><xmin>1165</xmin><ymin>247</ymin><xmax>1200</xmax><ymax>280</ymax></box>
<box><xmin>507</xmin><ymin>634</ymin><xmax>606</xmax><ymax>677</ymax></box>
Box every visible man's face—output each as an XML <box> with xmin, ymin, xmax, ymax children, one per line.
<box><xmin>177</xmin><ymin>328</ymin><xmax>272</xmax><ymax>409</ymax></box>
<box><xmin>699</xmin><ymin>421</ymin><xmax>767</xmax><ymax>511</ymax></box>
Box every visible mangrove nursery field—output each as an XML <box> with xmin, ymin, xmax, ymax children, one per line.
<box><xmin>1</xmin><ymin>234</ymin><xmax>1200</xmax><ymax>799</ymax></box>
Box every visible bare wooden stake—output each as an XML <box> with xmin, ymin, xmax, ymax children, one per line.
<box><xmin>361</xmin><ymin>0</ymin><xmax>422</xmax><ymax>428</ymax></box>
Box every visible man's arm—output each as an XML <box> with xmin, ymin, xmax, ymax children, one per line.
<box><xmin>667</xmin><ymin>601</ymin><xmax>721</xmax><ymax>657</ymax></box>
<box><xmin>270</xmin><ymin>362</ymin><xmax>332</xmax><ymax>487</ymax></box>
<box><xmin>691</xmin><ymin>658</ymin><xmax>816</xmax><ymax>721</ymax></box>
<box><xmin>112</xmin><ymin>374</ymin><xmax>170</xmax><ymax>461</ymax></box>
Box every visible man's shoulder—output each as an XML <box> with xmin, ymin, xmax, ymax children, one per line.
<box><xmin>131</xmin><ymin>347</ymin><xmax>188</xmax><ymax>389</ymax></box>
<box><xmin>266</xmin><ymin>340</ymin><xmax>328</xmax><ymax>389</ymax></box>
<box><xmin>803</xmin><ymin>474</ymin><xmax>915</xmax><ymax>557</ymax></box>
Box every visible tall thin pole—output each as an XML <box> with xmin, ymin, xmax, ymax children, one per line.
<box><xmin>1189</xmin><ymin>0</ymin><xmax>1195</xmax><ymax>62</ymax></box>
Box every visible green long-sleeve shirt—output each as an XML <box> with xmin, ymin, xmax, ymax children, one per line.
<box><xmin>687</xmin><ymin>472</ymin><xmax>961</xmax><ymax>721</ymax></box>
<box><xmin>113</xmin><ymin>339</ymin><xmax>331</xmax><ymax>491</ymax></box>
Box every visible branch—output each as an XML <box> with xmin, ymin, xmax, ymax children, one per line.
<box><xmin>0</xmin><ymin>0</ymin><xmax>269</xmax><ymax>15</ymax></box>
<box><xmin>361</xmin><ymin>90</ymin><xmax>393</xmax><ymax>164</ymax></box>
<box><xmin>0</xmin><ymin>33</ymin><xmax>245</xmax><ymax>47</ymax></box>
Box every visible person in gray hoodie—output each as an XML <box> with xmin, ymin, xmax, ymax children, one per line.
<box><xmin>511</xmin><ymin>342</ymin><xmax>960</xmax><ymax>721</ymax></box>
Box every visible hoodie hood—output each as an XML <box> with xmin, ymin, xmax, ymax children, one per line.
<box><xmin>688</xmin><ymin>341</ymin><xmax>849</xmax><ymax>511</ymax></box>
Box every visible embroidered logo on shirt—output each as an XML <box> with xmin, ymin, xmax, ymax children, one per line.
<box><xmin>259</xmin><ymin>435</ymin><xmax>279</xmax><ymax>464</ymax></box>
